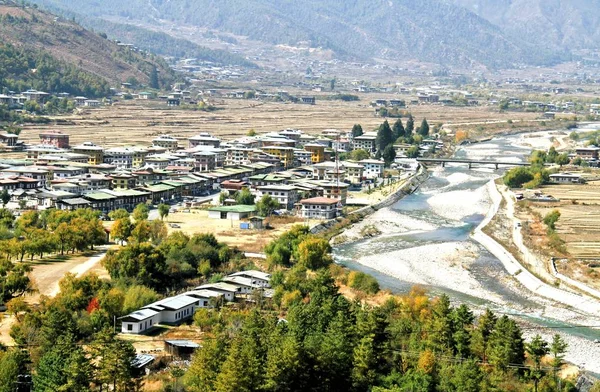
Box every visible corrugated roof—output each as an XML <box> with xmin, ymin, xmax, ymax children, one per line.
<box><xmin>208</xmin><ymin>205</ymin><xmax>257</xmax><ymax>213</ymax></box>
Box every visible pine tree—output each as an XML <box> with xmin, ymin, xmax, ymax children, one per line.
<box><xmin>149</xmin><ymin>66</ymin><xmax>159</xmax><ymax>89</ymax></box>
<box><xmin>382</xmin><ymin>145</ymin><xmax>396</xmax><ymax>167</ymax></box>
<box><xmin>452</xmin><ymin>304</ymin><xmax>474</xmax><ymax>357</ymax></box>
<box><xmin>392</xmin><ymin>118</ymin><xmax>405</xmax><ymax>140</ymax></box>
<box><xmin>351</xmin><ymin>124</ymin><xmax>363</xmax><ymax>138</ymax></box>
<box><xmin>470</xmin><ymin>308</ymin><xmax>497</xmax><ymax>362</ymax></box>
<box><xmin>487</xmin><ymin>316</ymin><xmax>525</xmax><ymax>372</ymax></box>
<box><xmin>418</xmin><ymin>118</ymin><xmax>430</xmax><ymax>137</ymax></box>
<box><xmin>376</xmin><ymin>120</ymin><xmax>394</xmax><ymax>152</ymax></box>
<box><xmin>406</xmin><ymin>114</ymin><xmax>415</xmax><ymax>135</ymax></box>
<box><xmin>526</xmin><ymin>334</ymin><xmax>549</xmax><ymax>392</ymax></box>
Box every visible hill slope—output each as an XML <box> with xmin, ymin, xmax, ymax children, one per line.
<box><xmin>449</xmin><ymin>0</ymin><xmax>600</xmax><ymax>52</ymax></box>
<box><xmin>0</xmin><ymin>2</ymin><xmax>177</xmax><ymax>96</ymax></box>
<box><xmin>28</xmin><ymin>0</ymin><xmax>566</xmax><ymax>69</ymax></box>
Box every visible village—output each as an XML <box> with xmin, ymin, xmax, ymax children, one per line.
<box><xmin>0</xmin><ymin>121</ymin><xmax>432</xmax><ymax>221</ymax></box>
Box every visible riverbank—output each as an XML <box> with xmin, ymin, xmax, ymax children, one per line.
<box><xmin>324</xmin><ymin>165</ymin><xmax>429</xmax><ymax>243</ymax></box>
<box><xmin>472</xmin><ymin>180</ymin><xmax>600</xmax><ymax>314</ymax></box>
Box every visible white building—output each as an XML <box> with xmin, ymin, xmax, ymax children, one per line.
<box><xmin>352</xmin><ymin>133</ymin><xmax>377</xmax><ymax>153</ymax></box>
<box><xmin>152</xmin><ymin>135</ymin><xmax>179</xmax><ymax>152</ymax></box>
<box><xmin>188</xmin><ymin>133</ymin><xmax>221</xmax><ymax>148</ymax></box>
<box><xmin>359</xmin><ymin>159</ymin><xmax>385</xmax><ymax>179</ymax></box>
<box><xmin>142</xmin><ymin>295</ymin><xmax>199</xmax><ymax>324</ymax></box>
<box><xmin>229</xmin><ymin>270</ymin><xmax>271</xmax><ymax>288</ymax></box>
<box><xmin>257</xmin><ymin>184</ymin><xmax>299</xmax><ymax>210</ymax></box>
<box><xmin>195</xmin><ymin>282</ymin><xmax>240</xmax><ymax>301</ymax></box>
<box><xmin>120</xmin><ymin>308</ymin><xmax>160</xmax><ymax>334</ymax></box>
<box><xmin>299</xmin><ymin>197</ymin><xmax>339</xmax><ymax>219</ymax></box>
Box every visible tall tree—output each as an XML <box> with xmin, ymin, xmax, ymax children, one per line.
<box><xmin>132</xmin><ymin>203</ymin><xmax>149</xmax><ymax>222</ymax></box>
<box><xmin>470</xmin><ymin>308</ymin><xmax>497</xmax><ymax>362</ymax></box>
<box><xmin>418</xmin><ymin>118</ymin><xmax>430</xmax><ymax>137</ymax></box>
<box><xmin>382</xmin><ymin>145</ymin><xmax>396</xmax><ymax>167</ymax></box>
<box><xmin>406</xmin><ymin>114</ymin><xmax>415</xmax><ymax>135</ymax></box>
<box><xmin>392</xmin><ymin>118</ymin><xmax>405</xmax><ymax>140</ymax></box>
<box><xmin>158</xmin><ymin>204</ymin><xmax>170</xmax><ymax>221</ymax></box>
<box><xmin>376</xmin><ymin>120</ymin><xmax>394</xmax><ymax>152</ymax></box>
<box><xmin>0</xmin><ymin>189</ymin><xmax>10</xmax><ymax>207</ymax></box>
<box><xmin>149</xmin><ymin>65</ymin><xmax>159</xmax><ymax>89</ymax></box>
<box><xmin>351</xmin><ymin>124</ymin><xmax>363</xmax><ymax>138</ymax></box>
<box><xmin>526</xmin><ymin>334</ymin><xmax>549</xmax><ymax>392</ymax></box>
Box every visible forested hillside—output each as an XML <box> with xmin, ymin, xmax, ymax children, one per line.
<box><xmin>29</xmin><ymin>0</ymin><xmax>569</xmax><ymax>68</ymax></box>
<box><xmin>0</xmin><ymin>2</ymin><xmax>177</xmax><ymax>95</ymax></box>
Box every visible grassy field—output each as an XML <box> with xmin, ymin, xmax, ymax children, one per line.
<box><xmin>8</xmin><ymin>97</ymin><xmax>548</xmax><ymax>155</ymax></box>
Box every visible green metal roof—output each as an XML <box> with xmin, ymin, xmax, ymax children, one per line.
<box><xmin>84</xmin><ymin>192</ymin><xmax>116</xmax><ymax>200</ymax></box>
<box><xmin>208</xmin><ymin>205</ymin><xmax>257</xmax><ymax>213</ymax></box>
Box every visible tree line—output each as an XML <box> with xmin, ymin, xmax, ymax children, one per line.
<box><xmin>348</xmin><ymin>116</ymin><xmax>432</xmax><ymax>167</ymax></box>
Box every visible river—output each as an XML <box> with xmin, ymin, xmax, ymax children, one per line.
<box><xmin>333</xmin><ymin>125</ymin><xmax>600</xmax><ymax>374</ymax></box>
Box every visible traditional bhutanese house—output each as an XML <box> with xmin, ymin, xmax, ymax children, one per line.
<box><xmin>138</xmin><ymin>183</ymin><xmax>178</xmax><ymax>204</ymax></box>
<box><xmin>99</xmin><ymin>189</ymin><xmax>151</xmax><ymax>211</ymax></box>
<box><xmin>83</xmin><ymin>192</ymin><xmax>117</xmax><ymax>214</ymax></box>
<box><xmin>549</xmin><ymin>173</ymin><xmax>585</xmax><ymax>184</ymax></box>
<box><xmin>298</xmin><ymin>197</ymin><xmax>339</xmax><ymax>219</ymax></box>
<box><xmin>56</xmin><ymin>197</ymin><xmax>92</xmax><ymax>211</ymax></box>
<box><xmin>35</xmin><ymin>190</ymin><xmax>78</xmax><ymax>209</ymax></box>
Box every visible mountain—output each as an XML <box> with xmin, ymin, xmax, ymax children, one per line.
<box><xmin>0</xmin><ymin>1</ymin><xmax>177</xmax><ymax>96</ymax></box>
<box><xmin>449</xmin><ymin>0</ymin><xmax>600</xmax><ymax>52</ymax></box>
<box><xmin>28</xmin><ymin>0</ymin><xmax>569</xmax><ymax>69</ymax></box>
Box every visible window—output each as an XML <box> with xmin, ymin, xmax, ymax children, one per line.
<box><xmin>127</xmin><ymin>324</ymin><xmax>133</xmax><ymax>331</ymax></box>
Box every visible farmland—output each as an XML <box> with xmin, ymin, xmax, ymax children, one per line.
<box><xmin>9</xmin><ymin>96</ymin><xmax>548</xmax><ymax>153</ymax></box>
<box><xmin>521</xmin><ymin>178</ymin><xmax>600</xmax><ymax>290</ymax></box>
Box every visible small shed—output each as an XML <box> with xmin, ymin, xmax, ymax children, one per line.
<box><xmin>164</xmin><ymin>340</ymin><xmax>200</xmax><ymax>359</ymax></box>
<box><xmin>249</xmin><ymin>216</ymin><xmax>264</xmax><ymax>230</ymax></box>
<box><xmin>131</xmin><ymin>354</ymin><xmax>155</xmax><ymax>376</ymax></box>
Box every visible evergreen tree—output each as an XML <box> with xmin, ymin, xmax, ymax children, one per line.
<box><xmin>452</xmin><ymin>304</ymin><xmax>474</xmax><ymax>357</ymax></box>
<box><xmin>351</xmin><ymin>124</ymin><xmax>363</xmax><ymax>138</ymax></box>
<box><xmin>418</xmin><ymin>118</ymin><xmax>430</xmax><ymax>137</ymax></box>
<box><xmin>149</xmin><ymin>65</ymin><xmax>159</xmax><ymax>89</ymax></box>
<box><xmin>392</xmin><ymin>119</ymin><xmax>405</xmax><ymax>140</ymax></box>
<box><xmin>186</xmin><ymin>338</ymin><xmax>227</xmax><ymax>392</ymax></box>
<box><xmin>487</xmin><ymin>316</ymin><xmax>525</xmax><ymax>372</ymax></box>
<box><xmin>382</xmin><ymin>145</ymin><xmax>396</xmax><ymax>167</ymax></box>
<box><xmin>376</xmin><ymin>120</ymin><xmax>394</xmax><ymax>152</ymax></box>
<box><xmin>526</xmin><ymin>334</ymin><xmax>549</xmax><ymax>392</ymax></box>
<box><xmin>470</xmin><ymin>308</ymin><xmax>496</xmax><ymax>362</ymax></box>
<box><xmin>406</xmin><ymin>115</ymin><xmax>415</xmax><ymax>135</ymax></box>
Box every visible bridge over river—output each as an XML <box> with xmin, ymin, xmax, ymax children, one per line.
<box><xmin>417</xmin><ymin>158</ymin><xmax>531</xmax><ymax>169</ymax></box>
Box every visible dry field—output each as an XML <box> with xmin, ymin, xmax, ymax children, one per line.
<box><xmin>524</xmin><ymin>179</ymin><xmax>600</xmax><ymax>289</ymax></box>
<box><xmin>165</xmin><ymin>210</ymin><xmax>306</xmax><ymax>253</ymax></box>
<box><xmin>9</xmin><ymin>97</ymin><xmax>544</xmax><ymax>154</ymax></box>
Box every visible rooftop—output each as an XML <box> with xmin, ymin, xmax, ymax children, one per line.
<box><xmin>208</xmin><ymin>205</ymin><xmax>257</xmax><ymax>213</ymax></box>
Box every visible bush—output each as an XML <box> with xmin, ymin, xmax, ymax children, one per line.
<box><xmin>347</xmin><ymin>271</ymin><xmax>380</xmax><ymax>294</ymax></box>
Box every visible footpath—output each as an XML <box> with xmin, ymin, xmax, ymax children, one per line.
<box><xmin>472</xmin><ymin>180</ymin><xmax>600</xmax><ymax>315</ymax></box>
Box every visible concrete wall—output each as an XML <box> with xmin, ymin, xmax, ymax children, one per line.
<box><xmin>313</xmin><ymin>165</ymin><xmax>429</xmax><ymax>236</ymax></box>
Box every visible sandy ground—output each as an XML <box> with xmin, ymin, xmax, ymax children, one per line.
<box><xmin>165</xmin><ymin>210</ymin><xmax>307</xmax><ymax>252</ymax></box>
